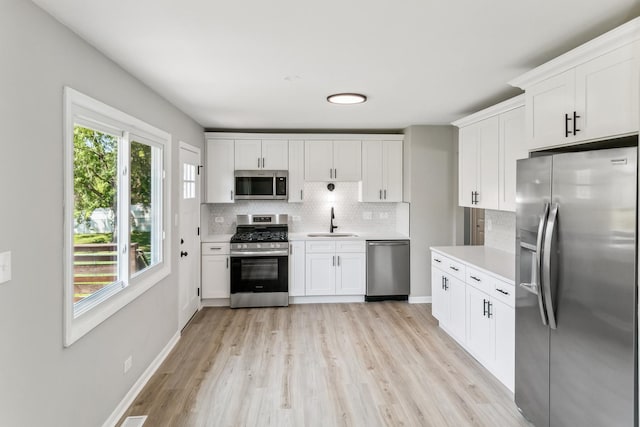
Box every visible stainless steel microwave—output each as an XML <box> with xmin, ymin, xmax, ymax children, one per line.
<box><xmin>234</xmin><ymin>170</ymin><xmax>288</xmax><ymax>200</ymax></box>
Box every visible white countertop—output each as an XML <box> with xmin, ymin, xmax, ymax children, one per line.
<box><xmin>288</xmin><ymin>232</ymin><xmax>410</xmax><ymax>241</ymax></box>
<box><xmin>201</xmin><ymin>233</ymin><xmax>233</xmax><ymax>243</ymax></box>
<box><xmin>430</xmin><ymin>245</ymin><xmax>515</xmax><ymax>283</ymax></box>
<box><xmin>202</xmin><ymin>232</ymin><xmax>409</xmax><ymax>243</ymax></box>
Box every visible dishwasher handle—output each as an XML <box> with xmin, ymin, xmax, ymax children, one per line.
<box><xmin>367</xmin><ymin>241</ymin><xmax>409</xmax><ymax>246</ymax></box>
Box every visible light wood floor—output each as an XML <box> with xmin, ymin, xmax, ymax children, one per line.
<box><xmin>118</xmin><ymin>303</ymin><xmax>531</xmax><ymax>427</ymax></box>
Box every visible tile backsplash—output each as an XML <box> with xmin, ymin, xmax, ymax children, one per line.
<box><xmin>484</xmin><ymin>209</ymin><xmax>515</xmax><ymax>254</ymax></box>
<box><xmin>203</xmin><ymin>182</ymin><xmax>404</xmax><ymax>235</ymax></box>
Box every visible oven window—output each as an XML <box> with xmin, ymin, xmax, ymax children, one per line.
<box><xmin>235</xmin><ymin>177</ymin><xmax>273</xmax><ymax>196</ymax></box>
<box><xmin>241</xmin><ymin>258</ymin><xmax>278</xmax><ymax>281</ymax></box>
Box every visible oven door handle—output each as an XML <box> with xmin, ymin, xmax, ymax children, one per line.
<box><xmin>230</xmin><ymin>250</ymin><xmax>289</xmax><ymax>257</ymax></box>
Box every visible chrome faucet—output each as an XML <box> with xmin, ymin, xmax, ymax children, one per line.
<box><xmin>330</xmin><ymin>207</ymin><xmax>338</xmax><ymax>233</ymax></box>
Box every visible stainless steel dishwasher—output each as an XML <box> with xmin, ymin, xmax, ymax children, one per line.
<box><xmin>366</xmin><ymin>240</ymin><xmax>410</xmax><ymax>301</ymax></box>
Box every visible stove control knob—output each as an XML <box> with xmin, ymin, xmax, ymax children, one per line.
<box><xmin>242</xmin><ymin>244</ymin><xmax>247</xmax><ymax>249</ymax></box>
<box><xmin>270</xmin><ymin>243</ymin><xmax>275</xmax><ymax>248</ymax></box>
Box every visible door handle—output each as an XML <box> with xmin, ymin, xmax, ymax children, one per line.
<box><xmin>573</xmin><ymin>111</ymin><xmax>580</xmax><ymax>135</ymax></box>
<box><xmin>334</xmin><ymin>168</ymin><xmax>337</xmax><ymax>179</ymax></box>
<box><xmin>380</xmin><ymin>189</ymin><xmax>383</xmax><ymax>200</ymax></box>
<box><xmin>384</xmin><ymin>189</ymin><xmax>387</xmax><ymax>199</ymax></box>
<box><xmin>337</xmin><ymin>255</ymin><xmax>340</xmax><ymax>266</ymax></box>
<box><xmin>262</xmin><ymin>157</ymin><xmax>265</xmax><ymax>168</ymax></box>
<box><xmin>534</xmin><ymin>203</ymin><xmax>550</xmax><ymax>326</ymax></box>
<box><xmin>470</xmin><ymin>275</ymin><xmax>481</xmax><ymax>282</ymax></box>
<box><xmin>449</xmin><ymin>266</ymin><xmax>459</xmax><ymax>272</ymax></box>
<box><xmin>231</xmin><ymin>190</ymin><xmax>234</xmax><ymax>200</ymax></box>
<box><xmin>444</xmin><ymin>277</ymin><xmax>448</xmax><ymax>290</ymax></box>
<box><xmin>483</xmin><ymin>299</ymin><xmax>488</xmax><ymax>317</ymax></box>
<box><xmin>496</xmin><ymin>288</ymin><xmax>509</xmax><ymax>295</ymax></box>
<box><xmin>258</xmin><ymin>157</ymin><xmax>261</xmax><ymax>168</ymax></box>
<box><xmin>332</xmin><ymin>255</ymin><xmax>335</xmax><ymax>266</ymax></box>
<box><xmin>543</xmin><ymin>203</ymin><xmax>559</xmax><ymax>329</ymax></box>
<box><xmin>565</xmin><ymin>113</ymin><xmax>572</xmax><ymax>137</ymax></box>
<box><xmin>180</xmin><ymin>251</ymin><xmax>188</xmax><ymax>257</ymax></box>
<box><xmin>487</xmin><ymin>301</ymin><xmax>493</xmax><ymax>318</ymax></box>
<box><xmin>330</xmin><ymin>168</ymin><xmax>333</xmax><ymax>179</ymax></box>
<box><xmin>226</xmin><ymin>257</ymin><xmax>229</xmax><ymax>268</ymax></box>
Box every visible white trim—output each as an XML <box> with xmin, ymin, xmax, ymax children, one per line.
<box><xmin>451</xmin><ymin>94</ymin><xmax>524</xmax><ymax>128</ymax></box>
<box><xmin>201</xmin><ymin>298</ymin><xmax>230</xmax><ymax>307</ymax></box>
<box><xmin>408</xmin><ymin>296</ymin><xmax>432</xmax><ymax>304</ymax></box>
<box><xmin>101</xmin><ymin>332</ymin><xmax>180</xmax><ymax>427</ymax></box>
<box><xmin>205</xmin><ymin>132</ymin><xmax>404</xmax><ymax>141</ymax></box>
<box><xmin>289</xmin><ymin>295</ymin><xmax>365</xmax><ymax>304</ymax></box>
<box><xmin>509</xmin><ymin>17</ymin><xmax>640</xmax><ymax>89</ymax></box>
<box><xmin>63</xmin><ymin>87</ymin><xmax>172</xmax><ymax>346</ymax></box>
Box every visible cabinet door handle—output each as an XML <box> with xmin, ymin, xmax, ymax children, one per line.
<box><xmin>330</xmin><ymin>168</ymin><xmax>333</xmax><ymax>179</ymax></box>
<box><xmin>488</xmin><ymin>301</ymin><xmax>493</xmax><ymax>318</ymax></box>
<box><xmin>496</xmin><ymin>288</ymin><xmax>509</xmax><ymax>295</ymax></box>
<box><xmin>337</xmin><ymin>255</ymin><xmax>340</xmax><ymax>266</ymax></box>
<box><xmin>565</xmin><ymin>113</ymin><xmax>572</xmax><ymax>137</ymax></box>
<box><xmin>450</xmin><ymin>266</ymin><xmax>459</xmax><ymax>272</ymax></box>
<box><xmin>573</xmin><ymin>111</ymin><xmax>580</xmax><ymax>135</ymax></box>
<box><xmin>258</xmin><ymin>157</ymin><xmax>261</xmax><ymax>168</ymax></box>
<box><xmin>384</xmin><ymin>189</ymin><xmax>387</xmax><ymax>200</ymax></box>
<box><xmin>226</xmin><ymin>257</ymin><xmax>229</xmax><ymax>269</ymax></box>
<box><xmin>442</xmin><ymin>276</ymin><xmax>445</xmax><ymax>289</ymax></box>
<box><xmin>444</xmin><ymin>277</ymin><xmax>448</xmax><ymax>290</ymax></box>
<box><xmin>262</xmin><ymin>157</ymin><xmax>265</xmax><ymax>168</ymax></box>
<box><xmin>434</xmin><ymin>258</ymin><xmax>441</xmax><ymax>263</ymax></box>
<box><xmin>470</xmin><ymin>275</ymin><xmax>481</xmax><ymax>282</ymax></box>
<box><xmin>380</xmin><ymin>189</ymin><xmax>382</xmax><ymax>200</ymax></box>
<box><xmin>483</xmin><ymin>299</ymin><xmax>488</xmax><ymax>317</ymax></box>
<box><xmin>333</xmin><ymin>255</ymin><xmax>335</xmax><ymax>266</ymax></box>
<box><xmin>334</xmin><ymin>168</ymin><xmax>337</xmax><ymax>179</ymax></box>
<box><xmin>230</xmin><ymin>190</ymin><xmax>234</xmax><ymax>200</ymax></box>
<box><xmin>300</xmin><ymin>189</ymin><xmax>303</xmax><ymax>200</ymax></box>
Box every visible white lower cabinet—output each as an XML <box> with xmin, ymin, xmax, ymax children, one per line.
<box><xmin>201</xmin><ymin>243</ymin><xmax>230</xmax><ymax>299</ymax></box>
<box><xmin>305</xmin><ymin>240</ymin><xmax>365</xmax><ymax>296</ymax></box>
<box><xmin>431</xmin><ymin>251</ymin><xmax>515</xmax><ymax>392</ymax></box>
<box><xmin>289</xmin><ymin>241</ymin><xmax>305</xmax><ymax>296</ymax></box>
<box><xmin>431</xmin><ymin>263</ymin><xmax>466</xmax><ymax>345</ymax></box>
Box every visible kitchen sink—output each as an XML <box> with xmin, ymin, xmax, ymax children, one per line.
<box><xmin>307</xmin><ymin>233</ymin><xmax>359</xmax><ymax>238</ymax></box>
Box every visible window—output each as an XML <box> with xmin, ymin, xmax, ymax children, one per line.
<box><xmin>64</xmin><ymin>88</ymin><xmax>171</xmax><ymax>346</ymax></box>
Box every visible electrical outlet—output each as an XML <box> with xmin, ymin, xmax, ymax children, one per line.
<box><xmin>215</xmin><ymin>217</ymin><xmax>224</xmax><ymax>223</ymax></box>
<box><xmin>362</xmin><ymin>212</ymin><xmax>372</xmax><ymax>220</ymax></box>
<box><xmin>124</xmin><ymin>355</ymin><xmax>132</xmax><ymax>374</ymax></box>
<box><xmin>0</xmin><ymin>251</ymin><xmax>11</xmax><ymax>284</ymax></box>
<box><xmin>379</xmin><ymin>212</ymin><xmax>389</xmax><ymax>219</ymax></box>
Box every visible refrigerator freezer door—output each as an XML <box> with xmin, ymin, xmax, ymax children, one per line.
<box><xmin>549</xmin><ymin>147</ymin><xmax>637</xmax><ymax>427</ymax></box>
<box><xmin>515</xmin><ymin>155</ymin><xmax>553</xmax><ymax>427</ymax></box>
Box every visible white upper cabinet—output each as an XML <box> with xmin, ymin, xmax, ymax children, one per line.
<box><xmin>332</xmin><ymin>140</ymin><xmax>362</xmax><ymax>181</ymax></box>
<box><xmin>457</xmin><ymin>116</ymin><xmax>499</xmax><ymax>209</ymax></box>
<box><xmin>205</xmin><ymin>139</ymin><xmax>235</xmax><ymax>203</ymax></box>
<box><xmin>510</xmin><ymin>20</ymin><xmax>640</xmax><ymax>151</ymax></box>
<box><xmin>304</xmin><ymin>140</ymin><xmax>361</xmax><ymax>181</ymax></box>
<box><xmin>288</xmin><ymin>140</ymin><xmax>304</xmax><ymax>203</ymax></box>
<box><xmin>234</xmin><ymin>139</ymin><xmax>288</xmax><ymax>170</ymax></box>
<box><xmin>499</xmin><ymin>106</ymin><xmax>527</xmax><ymax>212</ymax></box>
<box><xmin>360</xmin><ymin>140</ymin><xmax>403</xmax><ymax>202</ymax></box>
<box><xmin>454</xmin><ymin>95</ymin><xmax>525</xmax><ymax>212</ymax></box>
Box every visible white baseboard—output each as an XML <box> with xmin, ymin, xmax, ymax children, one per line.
<box><xmin>102</xmin><ymin>331</ymin><xmax>180</xmax><ymax>427</ymax></box>
<box><xmin>408</xmin><ymin>296</ymin><xmax>432</xmax><ymax>304</ymax></box>
<box><xmin>201</xmin><ymin>298</ymin><xmax>230</xmax><ymax>307</ymax></box>
<box><xmin>289</xmin><ymin>295</ymin><xmax>365</xmax><ymax>304</ymax></box>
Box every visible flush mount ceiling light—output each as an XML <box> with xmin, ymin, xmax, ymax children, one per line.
<box><xmin>327</xmin><ymin>93</ymin><xmax>367</xmax><ymax>105</ymax></box>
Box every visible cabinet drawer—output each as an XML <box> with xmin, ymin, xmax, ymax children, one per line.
<box><xmin>305</xmin><ymin>240</ymin><xmax>336</xmax><ymax>253</ymax></box>
<box><xmin>492</xmin><ymin>280</ymin><xmax>516</xmax><ymax>308</ymax></box>
<box><xmin>335</xmin><ymin>240</ymin><xmax>365</xmax><ymax>253</ymax></box>
<box><xmin>445</xmin><ymin>258</ymin><xmax>466</xmax><ymax>281</ymax></box>
<box><xmin>202</xmin><ymin>242</ymin><xmax>230</xmax><ymax>255</ymax></box>
<box><xmin>466</xmin><ymin>267</ymin><xmax>492</xmax><ymax>294</ymax></box>
<box><xmin>431</xmin><ymin>252</ymin><xmax>447</xmax><ymax>269</ymax></box>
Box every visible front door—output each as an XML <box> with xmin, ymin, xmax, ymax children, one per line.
<box><xmin>178</xmin><ymin>142</ymin><xmax>201</xmax><ymax>330</ymax></box>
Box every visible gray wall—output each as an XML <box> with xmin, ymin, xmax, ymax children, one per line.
<box><xmin>403</xmin><ymin>126</ymin><xmax>462</xmax><ymax>297</ymax></box>
<box><xmin>0</xmin><ymin>2</ymin><xmax>203</xmax><ymax>426</ymax></box>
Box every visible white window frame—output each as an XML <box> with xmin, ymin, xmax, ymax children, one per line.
<box><xmin>63</xmin><ymin>87</ymin><xmax>172</xmax><ymax>346</ymax></box>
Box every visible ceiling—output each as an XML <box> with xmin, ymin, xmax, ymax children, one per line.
<box><xmin>33</xmin><ymin>0</ymin><xmax>640</xmax><ymax>131</ymax></box>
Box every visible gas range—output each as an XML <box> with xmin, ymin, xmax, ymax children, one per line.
<box><xmin>229</xmin><ymin>214</ymin><xmax>289</xmax><ymax>308</ymax></box>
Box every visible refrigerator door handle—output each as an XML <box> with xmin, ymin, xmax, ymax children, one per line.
<box><xmin>534</xmin><ymin>202</ymin><xmax>550</xmax><ymax>326</ymax></box>
<box><xmin>542</xmin><ymin>203</ymin><xmax>559</xmax><ymax>329</ymax></box>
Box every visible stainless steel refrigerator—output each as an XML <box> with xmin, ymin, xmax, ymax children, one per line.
<box><xmin>515</xmin><ymin>145</ymin><xmax>637</xmax><ymax>427</ymax></box>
